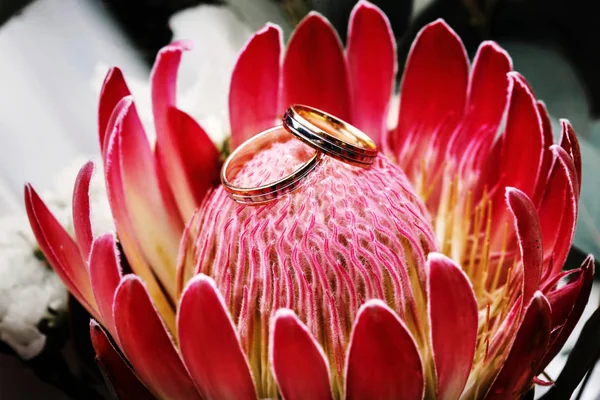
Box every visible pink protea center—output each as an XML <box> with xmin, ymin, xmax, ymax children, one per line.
<box><xmin>192</xmin><ymin>136</ymin><xmax>437</xmax><ymax>396</ymax></box>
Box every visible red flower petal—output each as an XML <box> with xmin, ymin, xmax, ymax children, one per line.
<box><xmin>346</xmin><ymin>1</ymin><xmax>395</xmax><ymax>145</ymax></box>
<box><xmin>270</xmin><ymin>309</ymin><xmax>332</xmax><ymax>400</ymax></box>
<box><xmin>559</xmin><ymin>119</ymin><xmax>582</xmax><ymax>191</ymax></box>
<box><xmin>506</xmin><ymin>187</ymin><xmax>543</xmax><ymax>305</ymax></box>
<box><xmin>390</xmin><ymin>19</ymin><xmax>468</xmax><ymax>174</ymax></box>
<box><xmin>281</xmin><ymin>12</ymin><xmax>350</xmax><ymax>121</ymax></box>
<box><xmin>345</xmin><ymin>300</ymin><xmax>424</xmax><ymax>400</ymax></box>
<box><xmin>428</xmin><ymin>253</ymin><xmax>478</xmax><ymax>400</ymax></box>
<box><xmin>175</xmin><ymin>209</ymin><xmax>200</xmax><ymax>299</ymax></box>
<box><xmin>487</xmin><ymin>74</ymin><xmax>545</xmax><ymax>251</ymax></box>
<box><xmin>114</xmin><ymin>275</ymin><xmax>201</xmax><ymax>399</ymax></box>
<box><xmin>495</xmin><ymin>74</ymin><xmax>544</xmax><ymax>200</ymax></box>
<box><xmin>532</xmin><ymin>102</ymin><xmax>555</xmax><ymax>205</ymax></box>
<box><xmin>106</xmin><ymin>96</ymin><xmax>181</xmax><ymax>301</ymax></box>
<box><xmin>465</xmin><ymin>42</ymin><xmax>512</xmax><ymax>137</ymax></box>
<box><xmin>538</xmin><ymin>146</ymin><xmax>578</xmax><ymax>278</ymax></box>
<box><xmin>229</xmin><ymin>24</ymin><xmax>282</xmax><ymax>150</ymax></box>
<box><xmin>103</xmin><ymin>105</ymin><xmax>176</xmax><ymax>332</ymax></box>
<box><xmin>150</xmin><ymin>40</ymin><xmax>192</xmax><ymax>135</ymax></box>
<box><xmin>72</xmin><ymin>161</ymin><xmax>95</xmax><ymax>259</ymax></box>
<box><xmin>453</xmin><ymin>41</ymin><xmax>511</xmax><ymax>172</ymax></box>
<box><xmin>89</xmin><ymin>320</ymin><xmax>155</xmax><ymax>400</ymax></box>
<box><xmin>150</xmin><ymin>41</ymin><xmax>221</xmax><ymax>220</ymax></box>
<box><xmin>98</xmin><ymin>67</ymin><xmax>131</xmax><ymax>155</ymax></box>
<box><xmin>540</xmin><ymin>256</ymin><xmax>594</xmax><ymax>369</ymax></box>
<box><xmin>178</xmin><ymin>274</ymin><xmax>257</xmax><ymax>400</ymax></box>
<box><xmin>166</xmin><ymin>107</ymin><xmax>221</xmax><ymax>218</ymax></box>
<box><xmin>89</xmin><ymin>233</ymin><xmax>122</xmax><ymax>335</ymax></box>
<box><xmin>486</xmin><ymin>292</ymin><xmax>551</xmax><ymax>399</ymax></box>
<box><xmin>24</xmin><ymin>185</ymin><xmax>98</xmax><ymax>318</ymax></box>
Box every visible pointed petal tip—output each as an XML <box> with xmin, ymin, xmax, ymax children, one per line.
<box><xmin>358</xmin><ymin>298</ymin><xmax>389</xmax><ymax>313</ymax></box>
<box><xmin>352</xmin><ymin>0</ymin><xmax>383</xmax><ymax>13</ymax></box>
<box><xmin>559</xmin><ymin>118</ymin><xmax>572</xmax><ymax>127</ymax></box>
<box><xmin>426</xmin><ymin>251</ymin><xmax>452</xmax><ymax>264</ymax></box>
<box><xmin>305</xmin><ymin>10</ymin><xmax>329</xmax><ymax>20</ymax></box>
<box><xmin>257</xmin><ymin>22</ymin><xmax>283</xmax><ymax>36</ymax></box>
<box><xmin>90</xmin><ymin>318</ymin><xmax>101</xmax><ymax>330</ymax></box>
<box><xmin>230</xmin><ymin>22</ymin><xmax>282</xmax><ymax>149</ymax></box>
<box><xmin>504</xmin><ymin>185</ymin><xmax>525</xmax><ymax>199</ymax></box>
<box><xmin>478</xmin><ymin>40</ymin><xmax>513</xmax><ymax>68</ymax></box>
<box><xmin>581</xmin><ymin>254</ymin><xmax>595</xmax><ymax>274</ymax></box>
<box><xmin>73</xmin><ymin>160</ymin><xmax>97</xmax><ymax>257</ymax></box>
<box><xmin>507</xmin><ymin>71</ymin><xmax>535</xmax><ymax>93</ymax></box>
<box><xmin>80</xmin><ymin>160</ymin><xmax>95</xmax><ymax>173</ymax></box>
<box><xmin>180</xmin><ymin>273</ymin><xmax>216</xmax><ymax>296</ymax></box>
<box><xmin>104</xmin><ymin>66</ymin><xmax>123</xmax><ymax>79</ymax></box>
<box><xmin>272</xmin><ymin>307</ymin><xmax>297</xmax><ymax>320</ymax></box>
<box><xmin>411</xmin><ymin>19</ymin><xmax>463</xmax><ymax>50</ymax></box>
<box><xmin>159</xmin><ymin>39</ymin><xmax>193</xmax><ymax>53</ymax></box>
<box><xmin>424</xmin><ymin>18</ymin><xmax>457</xmax><ymax>35</ymax></box>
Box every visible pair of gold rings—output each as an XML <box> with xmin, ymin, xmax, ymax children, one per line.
<box><xmin>221</xmin><ymin>104</ymin><xmax>378</xmax><ymax>204</ymax></box>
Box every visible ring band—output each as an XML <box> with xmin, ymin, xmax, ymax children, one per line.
<box><xmin>221</xmin><ymin>125</ymin><xmax>321</xmax><ymax>204</ymax></box>
<box><xmin>283</xmin><ymin>104</ymin><xmax>378</xmax><ymax>166</ymax></box>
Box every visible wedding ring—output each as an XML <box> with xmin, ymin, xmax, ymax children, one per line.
<box><xmin>283</xmin><ymin>104</ymin><xmax>378</xmax><ymax>166</ymax></box>
<box><xmin>221</xmin><ymin>125</ymin><xmax>321</xmax><ymax>204</ymax></box>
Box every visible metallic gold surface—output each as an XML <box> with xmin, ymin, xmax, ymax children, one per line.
<box><xmin>221</xmin><ymin>125</ymin><xmax>321</xmax><ymax>204</ymax></box>
<box><xmin>283</xmin><ymin>104</ymin><xmax>378</xmax><ymax>166</ymax></box>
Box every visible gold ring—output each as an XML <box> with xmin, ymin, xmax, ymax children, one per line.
<box><xmin>283</xmin><ymin>104</ymin><xmax>378</xmax><ymax>166</ymax></box>
<box><xmin>221</xmin><ymin>125</ymin><xmax>322</xmax><ymax>204</ymax></box>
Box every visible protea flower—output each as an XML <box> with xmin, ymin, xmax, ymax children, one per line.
<box><xmin>24</xmin><ymin>1</ymin><xmax>593</xmax><ymax>399</ymax></box>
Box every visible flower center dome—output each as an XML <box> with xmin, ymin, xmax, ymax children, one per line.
<box><xmin>193</xmin><ymin>135</ymin><xmax>437</xmax><ymax>397</ymax></box>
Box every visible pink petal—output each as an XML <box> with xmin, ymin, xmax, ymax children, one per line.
<box><xmin>390</xmin><ymin>19</ymin><xmax>468</xmax><ymax>171</ymax></box>
<box><xmin>270</xmin><ymin>309</ymin><xmax>333</xmax><ymax>400</ymax></box>
<box><xmin>89</xmin><ymin>233</ymin><xmax>122</xmax><ymax>335</ymax></box>
<box><xmin>89</xmin><ymin>320</ymin><xmax>155</xmax><ymax>400</ymax></box>
<box><xmin>114</xmin><ymin>275</ymin><xmax>201</xmax><ymax>399</ymax></box>
<box><xmin>559</xmin><ymin>119</ymin><xmax>582</xmax><ymax>191</ymax></box>
<box><xmin>540</xmin><ymin>256</ymin><xmax>594</xmax><ymax>369</ymax></box>
<box><xmin>150</xmin><ymin>40</ymin><xmax>192</xmax><ymax>133</ymax></box>
<box><xmin>346</xmin><ymin>1</ymin><xmax>395</xmax><ymax>145</ymax></box>
<box><xmin>165</xmin><ymin>107</ymin><xmax>221</xmax><ymax>218</ymax></box>
<box><xmin>98</xmin><ymin>67</ymin><xmax>131</xmax><ymax>155</ymax></box>
<box><xmin>465</xmin><ymin>41</ymin><xmax>512</xmax><ymax>136</ymax></box>
<box><xmin>24</xmin><ymin>185</ymin><xmax>98</xmax><ymax>317</ymax></box>
<box><xmin>103</xmin><ymin>99</ymin><xmax>177</xmax><ymax>332</ymax></box>
<box><xmin>150</xmin><ymin>40</ymin><xmax>221</xmax><ymax>220</ymax></box>
<box><xmin>506</xmin><ymin>187</ymin><xmax>543</xmax><ymax>305</ymax></box>
<box><xmin>108</xmin><ymin>96</ymin><xmax>181</xmax><ymax>300</ymax></box>
<box><xmin>229</xmin><ymin>24</ymin><xmax>282</xmax><ymax>150</ymax></box>
<box><xmin>428</xmin><ymin>253</ymin><xmax>478</xmax><ymax>400</ymax></box>
<box><xmin>148</xmin><ymin>41</ymin><xmax>197</xmax><ymax>225</ymax></box>
<box><xmin>178</xmin><ymin>274</ymin><xmax>257</xmax><ymax>400</ymax></box>
<box><xmin>453</xmin><ymin>41</ymin><xmax>511</xmax><ymax>171</ymax></box>
<box><xmin>72</xmin><ymin>161</ymin><xmax>95</xmax><ymax>259</ymax></box>
<box><xmin>532</xmin><ymin>102</ymin><xmax>554</xmax><ymax>205</ymax></box>
<box><xmin>486</xmin><ymin>292</ymin><xmax>551</xmax><ymax>399</ymax></box>
<box><xmin>538</xmin><ymin>146</ymin><xmax>578</xmax><ymax>278</ymax></box>
<box><xmin>496</xmin><ymin>74</ymin><xmax>544</xmax><ymax>200</ymax></box>
<box><xmin>281</xmin><ymin>13</ymin><xmax>350</xmax><ymax>121</ymax></box>
<box><xmin>345</xmin><ymin>299</ymin><xmax>424</xmax><ymax>400</ymax></box>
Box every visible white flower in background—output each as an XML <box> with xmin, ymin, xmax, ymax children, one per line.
<box><xmin>0</xmin><ymin>215</ymin><xmax>65</xmax><ymax>360</ymax></box>
<box><xmin>0</xmin><ymin>157</ymin><xmax>112</xmax><ymax>360</ymax></box>
<box><xmin>92</xmin><ymin>5</ymin><xmax>253</xmax><ymax>149</ymax></box>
